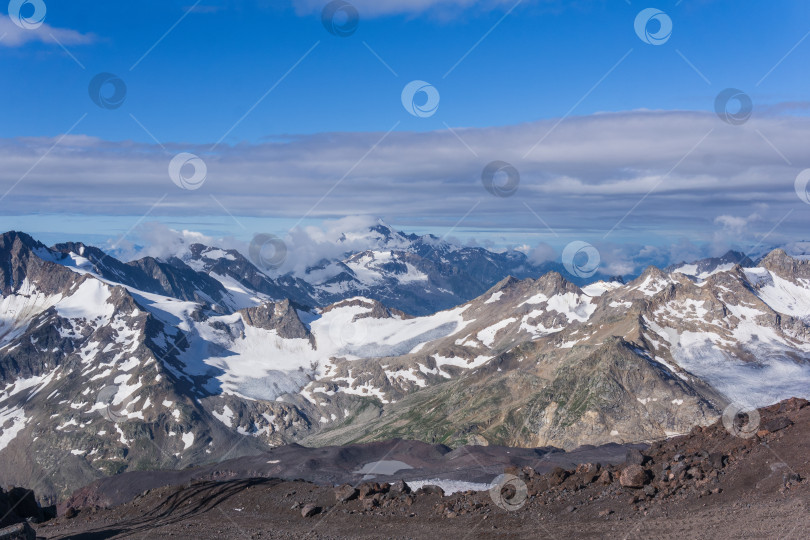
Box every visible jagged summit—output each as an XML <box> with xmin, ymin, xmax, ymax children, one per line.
<box><xmin>758</xmin><ymin>247</ymin><xmax>808</xmax><ymax>276</ymax></box>
<box><xmin>667</xmin><ymin>250</ymin><xmax>756</xmax><ymax>279</ymax></box>
<box><xmin>0</xmin><ymin>230</ymin><xmax>43</xmax><ymax>249</ymax></box>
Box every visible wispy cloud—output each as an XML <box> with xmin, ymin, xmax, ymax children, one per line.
<box><xmin>0</xmin><ymin>15</ymin><xmax>95</xmax><ymax>47</ymax></box>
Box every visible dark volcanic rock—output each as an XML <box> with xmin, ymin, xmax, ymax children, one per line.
<box><xmin>390</xmin><ymin>480</ymin><xmax>411</xmax><ymax>495</ymax></box>
<box><xmin>708</xmin><ymin>453</ymin><xmax>725</xmax><ymax>470</ymax></box>
<box><xmin>597</xmin><ymin>470</ymin><xmax>613</xmax><ymax>485</ymax></box>
<box><xmin>334</xmin><ymin>484</ymin><xmax>358</xmax><ymax>502</ymax></box>
<box><xmin>625</xmin><ymin>449</ymin><xmax>648</xmax><ymax>466</ymax></box>
<box><xmin>762</xmin><ymin>417</ymin><xmax>792</xmax><ymax>433</ymax></box>
<box><xmin>0</xmin><ymin>522</ymin><xmax>36</xmax><ymax>540</ymax></box>
<box><xmin>0</xmin><ymin>486</ymin><xmax>53</xmax><ymax>529</ymax></box>
<box><xmin>357</xmin><ymin>482</ymin><xmax>389</xmax><ymax>500</ymax></box>
<box><xmin>619</xmin><ymin>465</ymin><xmax>647</xmax><ymax>488</ymax></box>
<box><xmin>415</xmin><ymin>485</ymin><xmax>445</xmax><ymax>497</ymax></box>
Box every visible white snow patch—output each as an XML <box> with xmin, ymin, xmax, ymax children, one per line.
<box><xmin>182</xmin><ymin>431</ymin><xmax>194</xmax><ymax>450</ymax></box>
<box><xmin>476</xmin><ymin>318</ymin><xmax>516</xmax><ymax>347</ymax></box>
<box><xmin>212</xmin><ymin>405</ymin><xmax>234</xmax><ymax>427</ymax></box>
<box><xmin>484</xmin><ymin>291</ymin><xmax>504</xmax><ymax>304</ymax></box>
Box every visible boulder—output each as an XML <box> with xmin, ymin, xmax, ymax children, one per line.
<box><xmin>625</xmin><ymin>449</ymin><xmax>648</xmax><ymax>466</ymax></box>
<box><xmin>547</xmin><ymin>467</ymin><xmax>570</xmax><ymax>487</ymax></box>
<box><xmin>300</xmin><ymin>504</ymin><xmax>321</xmax><ymax>518</ymax></box>
<box><xmin>597</xmin><ymin>470</ymin><xmax>613</xmax><ymax>485</ymax></box>
<box><xmin>619</xmin><ymin>465</ymin><xmax>647</xmax><ymax>489</ymax></box>
<box><xmin>708</xmin><ymin>453</ymin><xmax>725</xmax><ymax>470</ymax></box>
<box><xmin>415</xmin><ymin>485</ymin><xmax>445</xmax><ymax>497</ymax></box>
<box><xmin>0</xmin><ymin>522</ymin><xmax>36</xmax><ymax>540</ymax></box>
<box><xmin>357</xmin><ymin>482</ymin><xmax>389</xmax><ymax>500</ymax></box>
<box><xmin>334</xmin><ymin>484</ymin><xmax>358</xmax><ymax>503</ymax></box>
<box><xmin>389</xmin><ymin>480</ymin><xmax>411</xmax><ymax>495</ymax></box>
<box><xmin>575</xmin><ymin>463</ymin><xmax>599</xmax><ymax>474</ymax></box>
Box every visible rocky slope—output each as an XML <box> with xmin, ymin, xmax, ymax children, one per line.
<box><xmin>1</xmin><ymin>230</ymin><xmax>810</xmax><ymax>504</ymax></box>
<box><xmin>32</xmin><ymin>398</ymin><xmax>810</xmax><ymax>539</ymax></box>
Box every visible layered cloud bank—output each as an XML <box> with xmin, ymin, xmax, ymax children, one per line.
<box><xmin>1</xmin><ymin>110</ymin><xmax>807</xmax><ymax>248</ymax></box>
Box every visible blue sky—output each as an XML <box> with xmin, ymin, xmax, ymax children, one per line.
<box><xmin>2</xmin><ymin>0</ymin><xmax>808</xmax><ymax>141</ymax></box>
<box><xmin>1</xmin><ymin>0</ymin><xmax>809</xmax><ymax>274</ymax></box>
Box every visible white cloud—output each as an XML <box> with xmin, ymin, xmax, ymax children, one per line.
<box><xmin>112</xmin><ymin>222</ymin><xmax>245</xmax><ymax>262</ymax></box>
<box><xmin>711</xmin><ymin>213</ymin><xmax>763</xmax><ymax>256</ymax></box>
<box><xmin>527</xmin><ymin>242</ymin><xmax>556</xmax><ymax>264</ymax></box>
<box><xmin>714</xmin><ymin>213</ymin><xmax>761</xmax><ymax>235</ymax></box>
<box><xmin>0</xmin><ymin>15</ymin><xmax>95</xmax><ymax>47</ymax></box>
<box><xmin>116</xmin><ymin>216</ymin><xmax>409</xmax><ymax>279</ymax></box>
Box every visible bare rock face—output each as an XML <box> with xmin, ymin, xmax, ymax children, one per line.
<box><xmin>0</xmin><ymin>231</ymin><xmax>81</xmax><ymax>297</ymax></box>
<box><xmin>0</xmin><ymin>486</ymin><xmax>55</xmax><ymax>529</ymax></box>
<box><xmin>758</xmin><ymin>249</ymin><xmax>810</xmax><ymax>280</ymax></box>
<box><xmin>619</xmin><ymin>465</ymin><xmax>647</xmax><ymax>488</ymax></box>
<box><xmin>239</xmin><ymin>300</ymin><xmax>313</xmax><ymax>342</ymax></box>
<box><xmin>320</xmin><ymin>297</ymin><xmax>409</xmax><ymax>320</ymax></box>
<box><xmin>300</xmin><ymin>504</ymin><xmax>320</xmax><ymax>518</ymax></box>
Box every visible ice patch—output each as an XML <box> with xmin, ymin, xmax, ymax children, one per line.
<box><xmin>406</xmin><ymin>479</ymin><xmax>493</xmax><ymax>495</ymax></box>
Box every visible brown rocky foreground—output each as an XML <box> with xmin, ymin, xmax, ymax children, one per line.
<box><xmin>16</xmin><ymin>398</ymin><xmax>810</xmax><ymax>538</ymax></box>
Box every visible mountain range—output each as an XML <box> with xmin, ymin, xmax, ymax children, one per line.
<box><xmin>1</xmin><ymin>226</ymin><xmax>809</xmax><ymax>504</ymax></box>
